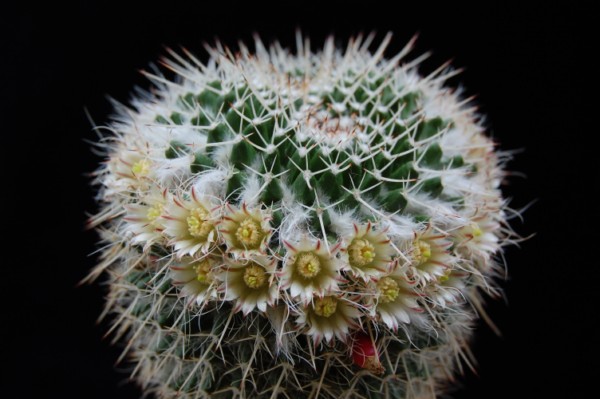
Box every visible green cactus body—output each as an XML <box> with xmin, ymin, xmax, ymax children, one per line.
<box><xmin>90</xmin><ymin>35</ymin><xmax>511</xmax><ymax>399</ymax></box>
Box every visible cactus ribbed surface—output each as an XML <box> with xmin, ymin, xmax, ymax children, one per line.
<box><xmin>89</xmin><ymin>35</ymin><xmax>513</xmax><ymax>399</ymax></box>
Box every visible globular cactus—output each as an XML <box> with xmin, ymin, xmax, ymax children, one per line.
<box><xmin>89</xmin><ymin>34</ymin><xmax>514</xmax><ymax>399</ymax></box>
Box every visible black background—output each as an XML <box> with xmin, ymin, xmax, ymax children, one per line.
<box><xmin>4</xmin><ymin>2</ymin><xmax>596</xmax><ymax>398</ymax></box>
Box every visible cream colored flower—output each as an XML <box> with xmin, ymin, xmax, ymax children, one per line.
<box><xmin>219</xmin><ymin>204</ymin><xmax>271</xmax><ymax>257</ymax></box>
<box><xmin>370</xmin><ymin>266</ymin><xmax>422</xmax><ymax>331</ymax></box>
<box><xmin>454</xmin><ymin>213</ymin><xmax>501</xmax><ymax>266</ymax></box>
<box><xmin>219</xmin><ymin>255</ymin><xmax>278</xmax><ymax>315</ymax></box>
<box><xmin>124</xmin><ymin>186</ymin><xmax>167</xmax><ymax>250</ymax></box>
<box><xmin>425</xmin><ymin>269</ymin><xmax>467</xmax><ymax>308</ymax></box>
<box><xmin>296</xmin><ymin>295</ymin><xmax>361</xmax><ymax>345</ymax></box>
<box><xmin>341</xmin><ymin>222</ymin><xmax>395</xmax><ymax>281</ymax></box>
<box><xmin>108</xmin><ymin>149</ymin><xmax>155</xmax><ymax>193</ymax></box>
<box><xmin>408</xmin><ymin>227</ymin><xmax>454</xmax><ymax>284</ymax></box>
<box><xmin>163</xmin><ymin>188</ymin><xmax>220</xmax><ymax>257</ymax></box>
<box><xmin>280</xmin><ymin>238</ymin><xmax>342</xmax><ymax>303</ymax></box>
<box><xmin>170</xmin><ymin>254</ymin><xmax>223</xmax><ymax>305</ymax></box>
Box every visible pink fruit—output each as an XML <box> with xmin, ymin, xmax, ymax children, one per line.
<box><xmin>352</xmin><ymin>333</ymin><xmax>385</xmax><ymax>375</ymax></box>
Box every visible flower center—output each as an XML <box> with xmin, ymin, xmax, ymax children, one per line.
<box><xmin>131</xmin><ymin>159</ymin><xmax>151</xmax><ymax>177</ymax></box>
<box><xmin>187</xmin><ymin>207</ymin><xmax>214</xmax><ymax>240</ymax></box>
<box><xmin>194</xmin><ymin>259</ymin><xmax>214</xmax><ymax>285</ymax></box>
<box><xmin>348</xmin><ymin>239</ymin><xmax>376</xmax><ymax>267</ymax></box>
<box><xmin>235</xmin><ymin>218</ymin><xmax>263</xmax><ymax>248</ymax></box>
<box><xmin>377</xmin><ymin>277</ymin><xmax>400</xmax><ymax>303</ymax></box>
<box><xmin>469</xmin><ymin>223</ymin><xmax>483</xmax><ymax>238</ymax></box>
<box><xmin>313</xmin><ymin>296</ymin><xmax>338</xmax><ymax>317</ymax></box>
<box><xmin>438</xmin><ymin>269</ymin><xmax>452</xmax><ymax>284</ymax></box>
<box><xmin>243</xmin><ymin>263</ymin><xmax>267</xmax><ymax>289</ymax></box>
<box><xmin>146</xmin><ymin>203</ymin><xmax>164</xmax><ymax>227</ymax></box>
<box><xmin>295</xmin><ymin>252</ymin><xmax>321</xmax><ymax>279</ymax></box>
<box><xmin>413</xmin><ymin>240</ymin><xmax>431</xmax><ymax>265</ymax></box>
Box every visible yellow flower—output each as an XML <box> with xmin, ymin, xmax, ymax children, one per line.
<box><xmin>170</xmin><ymin>255</ymin><xmax>223</xmax><ymax>305</ymax></box>
<box><xmin>163</xmin><ymin>188</ymin><xmax>220</xmax><ymax>257</ymax></box>
<box><xmin>219</xmin><ymin>203</ymin><xmax>271</xmax><ymax>257</ymax></box>
<box><xmin>371</xmin><ymin>267</ymin><xmax>421</xmax><ymax>331</ymax></box>
<box><xmin>408</xmin><ymin>226</ymin><xmax>455</xmax><ymax>284</ymax></box>
<box><xmin>343</xmin><ymin>222</ymin><xmax>395</xmax><ymax>281</ymax></box>
<box><xmin>220</xmin><ymin>255</ymin><xmax>278</xmax><ymax>315</ymax></box>
<box><xmin>107</xmin><ymin>149</ymin><xmax>155</xmax><ymax>194</ymax></box>
<box><xmin>297</xmin><ymin>295</ymin><xmax>361</xmax><ymax>345</ymax></box>
<box><xmin>124</xmin><ymin>186</ymin><xmax>167</xmax><ymax>250</ymax></box>
<box><xmin>280</xmin><ymin>237</ymin><xmax>342</xmax><ymax>304</ymax></box>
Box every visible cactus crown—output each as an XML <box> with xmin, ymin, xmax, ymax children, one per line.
<box><xmin>90</xmin><ymin>34</ymin><xmax>512</xmax><ymax>399</ymax></box>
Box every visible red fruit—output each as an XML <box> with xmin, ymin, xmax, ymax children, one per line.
<box><xmin>351</xmin><ymin>333</ymin><xmax>385</xmax><ymax>375</ymax></box>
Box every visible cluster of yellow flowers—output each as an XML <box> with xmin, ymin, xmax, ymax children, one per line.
<box><xmin>115</xmin><ymin>158</ymin><xmax>498</xmax><ymax>346</ymax></box>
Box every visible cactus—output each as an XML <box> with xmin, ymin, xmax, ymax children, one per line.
<box><xmin>88</xmin><ymin>34</ymin><xmax>515</xmax><ymax>399</ymax></box>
